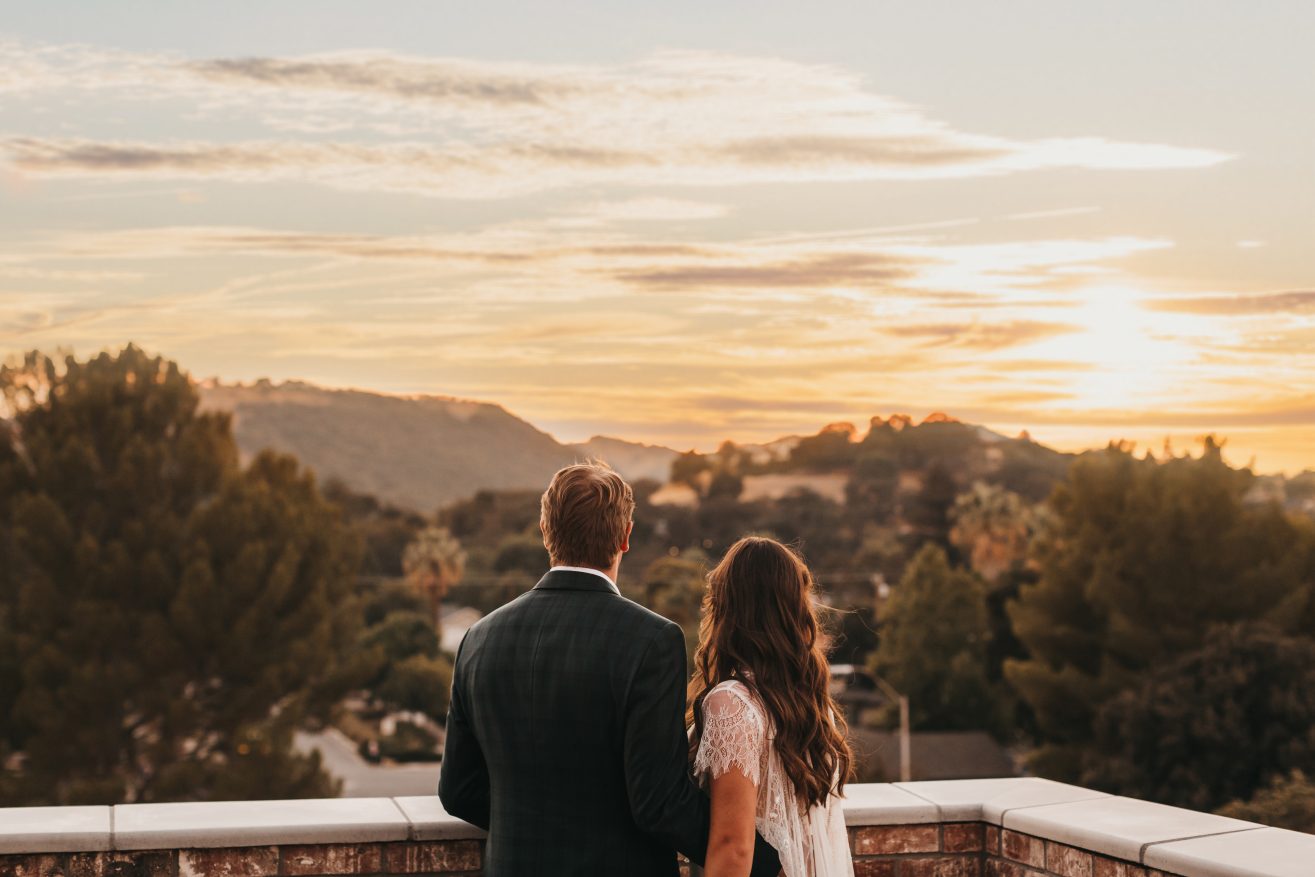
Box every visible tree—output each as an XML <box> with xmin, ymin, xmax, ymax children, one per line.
<box><xmin>1218</xmin><ymin>770</ymin><xmax>1315</xmax><ymax>833</ymax></box>
<box><xmin>846</xmin><ymin>453</ymin><xmax>900</xmax><ymax>525</ymax></box>
<box><xmin>492</xmin><ymin>533</ymin><xmax>549</xmax><ymax>575</ymax></box>
<box><xmin>642</xmin><ymin>553</ymin><xmax>707</xmax><ymax>661</ymax></box>
<box><xmin>361</xmin><ymin>579</ymin><xmax>430</xmax><ymax>628</ymax></box>
<box><xmin>670</xmin><ymin>450</ymin><xmax>712</xmax><ymax>487</ymax></box>
<box><xmin>789</xmin><ymin>423</ymin><xmax>858</xmax><ymax>471</ymax></box>
<box><xmin>402</xmin><ymin>526</ymin><xmax>466</xmax><ymax>628</ymax></box>
<box><xmin>357</xmin><ymin>608</ymin><xmax>450</xmax><ymax>720</ymax></box>
<box><xmin>0</xmin><ymin>346</ymin><xmax>366</xmax><ymax>804</ymax></box>
<box><xmin>871</xmin><ymin>544</ymin><xmax>1005</xmax><ymax>734</ymax></box>
<box><xmin>949</xmin><ymin>481</ymin><xmax>1038</xmax><ymax>584</ymax></box>
<box><xmin>760</xmin><ymin>489</ymin><xmax>851</xmax><ymax>570</ymax></box>
<box><xmin>706</xmin><ymin>469</ymin><xmax>744</xmax><ymax>500</ymax></box>
<box><xmin>1086</xmin><ymin>625</ymin><xmax>1315</xmax><ymax>812</ymax></box>
<box><xmin>903</xmin><ymin>462</ymin><xmax>958</xmax><ymax>553</ymax></box>
<box><xmin>377</xmin><ymin>653</ymin><xmax>454</xmax><ymax>723</ymax></box>
<box><xmin>1006</xmin><ymin>441</ymin><xmax>1315</xmax><ymax>781</ymax></box>
<box><xmin>324</xmin><ymin>479</ymin><xmax>425</xmax><ymax>578</ymax></box>
<box><xmin>361</xmin><ymin>610</ymin><xmax>440</xmax><ymax>665</ymax></box>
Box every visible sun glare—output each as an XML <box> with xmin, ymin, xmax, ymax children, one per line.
<box><xmin>1019</xmin><ymin>285</ymin><xmax>1198</xmax><ymax>409</ymax></box>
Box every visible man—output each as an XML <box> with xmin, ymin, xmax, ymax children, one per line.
<box><xmin>439</xmin><ymin>462</ymin><xmax>781</xmax><ymax>876</ymax></box>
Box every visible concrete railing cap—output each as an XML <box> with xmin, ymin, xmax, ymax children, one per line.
<box><xmin>1</xmin><ymin>779</ymin><xmax>1312</xmax><ymax>877</ymax></box>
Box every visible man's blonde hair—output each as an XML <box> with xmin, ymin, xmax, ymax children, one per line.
<box><xmin>540</xmin><ymin>462</ymin><xmax>634</xmax><ymax>569</ymax></box>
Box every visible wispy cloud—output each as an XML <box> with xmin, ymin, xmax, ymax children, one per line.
<box><xmin>1147</xmin><ymin>290</ymin><xmax>1315</xmax><ymax>315</ymax></box>
<box><xmin>1</xmin><ymin>35</ymin><xmax>1307</xmax><ymax>472</ymax></box>
<box><xmin>616</xmin><ymin>252</ymin><xmax>914</xmax><ymax>291</ymax></box>
<box><xmin>0</xmin><ymin>40</ymin><xmax>1233</xmax><ymax>198</ymax></box>
<box><xmin>897</xmin><ymin>320</ymin><xmax>1078</xmax><ymax>351</ymax></box>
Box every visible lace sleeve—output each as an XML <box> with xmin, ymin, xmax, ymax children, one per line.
<box><xmin>693</xmin><ymin>684</ymin><xmax>767</xmax><ymax>787</ymax></box>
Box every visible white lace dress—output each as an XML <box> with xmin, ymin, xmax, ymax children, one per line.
<box><xmin>691</xmin><ymin>679</ymin><xmax>854</xmax><ymax>877</ymax></box>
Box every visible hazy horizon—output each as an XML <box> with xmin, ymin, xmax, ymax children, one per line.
<box><xmin>3</xmin><ymin>2</ymin><xmax>1312</xmax><ymax>473</ymax></box>
<box><xmin>180</xmin><ymin>369</ymin><xmax>1296</xmax><ymax>477</ymax></box>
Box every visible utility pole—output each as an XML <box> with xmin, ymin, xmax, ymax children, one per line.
<box><xmin>871</xmin><ymin>673</ymin><xmax>912</xmax><ymax>782</ymax></box>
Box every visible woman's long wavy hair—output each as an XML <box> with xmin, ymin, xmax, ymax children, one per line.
<box><xmin>687</xmin><ymin>536</ymin><xmax>853</xmax><ymax>810</ymax></box>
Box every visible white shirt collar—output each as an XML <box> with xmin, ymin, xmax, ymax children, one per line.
<box><xmin>549</xmin><ymin>565</ymin><xmax>620</xmax><ymax>594</ymax></box>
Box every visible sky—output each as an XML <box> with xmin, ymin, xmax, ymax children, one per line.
<box><xmin>1</xmin><ymin>1</ymin><xmax>1312</xmax><ymax>472</ymax></box>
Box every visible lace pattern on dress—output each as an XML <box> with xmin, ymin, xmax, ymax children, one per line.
<box><xmin>692</xmin><ymin>683</ymin><xmax>765</xmax><ymax>787</ymax></box>
<box><xmin>690</xmin><ymin>679</ymin><xmax>854</xmax><ymax>877</ymax></box>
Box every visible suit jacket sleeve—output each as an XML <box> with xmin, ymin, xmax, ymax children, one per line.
<box><xmin>623</xmin><ymin>622</ymin><xmax>781</xmax><ymax>877</ymax></box>
<box><xmin>437</xmin><ymin>632</ymin><xmax>491</xmax><ymax>830</ymax></box>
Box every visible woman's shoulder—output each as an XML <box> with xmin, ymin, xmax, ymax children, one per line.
<box><xmin>702</xmin><ymin>679</ymin><xmax>767</xmax><ymax>728</ymax></box>
<box><xmin>705</xmin><ymin>677</ymin><xmax>753</xmax><ymax>701</ymax></box>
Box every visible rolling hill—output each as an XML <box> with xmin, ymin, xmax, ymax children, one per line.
<box><xmin>197</xmin><ymin>380</ymin><xmax>1086</xmax><ymax>513</ymax></box>
<box><xmin>198</xmin><ymin>380</ymin><xmax>678</xmax><ymax>511</ymax></box>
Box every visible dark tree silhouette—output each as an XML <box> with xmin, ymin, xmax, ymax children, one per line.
<box><xmin>0</xmin><ymin>346</ymin><xmax>368</xmax><ymax>804</ymax></box>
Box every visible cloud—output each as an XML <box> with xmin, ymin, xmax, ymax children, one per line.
<box><xmin>616</xmin><ymin>252</ymin><xmax>913</xmax><ymax>290</ymax></box>
<box><xmin>185</xmin><ymin>55</ymin><xmax>569</xmax><ymax>106</ymax></box>
<box><xmin>0</xmin><ymin>40</ymin><xmax>1234</xmax><ymax>198</ymax></box>
<box><xmin>896</xmin><ymin>320</ymin><xmax>1079</xmax><ymax>351</ymax></box>
<box><xmin>1147</xmin><ymin>290</ymin><xmax>1315</xmax><ymax>315</ymax></box>
<box><xmin>718</xmin><ymin>134</ymin><xmax>1006</xmax><ymax>169</ymax></box>
<box><xmin>566</xmin><ymin>197</ymin><xmax>729</xmax><ymax>224</ymax></box>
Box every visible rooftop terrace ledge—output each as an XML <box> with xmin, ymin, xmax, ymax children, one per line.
<box><xmin>0</xmin><ymin>779</ymin><xmax>1308</xmax><ymax>877</ymax></box>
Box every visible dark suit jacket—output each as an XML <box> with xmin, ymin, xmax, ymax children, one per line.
<box><xmin>438</xmin><ymin>568</ymin><xmax>782</xmax><ymax>876</ymax></box>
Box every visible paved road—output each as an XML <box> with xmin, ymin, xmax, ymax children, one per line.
<box><xmin>293</xmin><ymin>729</ymin><xmax>440</xmax><ymax>798</ymax></box>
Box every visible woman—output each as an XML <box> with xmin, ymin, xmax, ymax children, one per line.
<box><xmin>688</xmin><ymin>536</ymin><xmax>855</xmax><ymax>877</ymax></box>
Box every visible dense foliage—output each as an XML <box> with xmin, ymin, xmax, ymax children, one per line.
<box><xmin>0</xmin><ymin>347</ymin><xmax>368</xmax><ymax>804</ymax></box>
<box><xmin>1006</xmin><ymin>440</ymin><xmax>1315</xmax><ymax>781</ymax></box>
<box><xmin>6</xmin><ymin>344</ymin><xmax>1315</xmax><ymax>817</ymax></box>
<box><xmin>1218</xmin><ymin>770</ymin><xmax>1315</xmax><ymax>833</ymax></box>
<box><xmin>871</xmin><ymin>544</ymin><xmax>1006</xmax><ymax>735</ymax></box>
<box><xmin>1086</xmin><ymin>625</ymin><xmax>1315</xmax><ymax>811</ymax></box>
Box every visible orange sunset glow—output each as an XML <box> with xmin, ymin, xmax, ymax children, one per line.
<box><xmin>1</xmin><ymin>3</ymin><xmax>1311</xmax><ymax>472</ymax></box>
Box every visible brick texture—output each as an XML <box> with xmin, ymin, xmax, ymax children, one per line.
<box><xmin>852</xmin><ymin>861</ymin><xmax>897</xmax><ymax>877</ymax></box>
<box><xmin>1001</xmin><ymin>830</ymin><xmax>1046</xmax><ymax>868</ymax></box>
<box><xmin>0</xmin><ymin>826</ymin><xmax>1190</xmax><ymax>877</ymax></box>
<box><xmin>852</xmin><ymin>824</ymin><xmax>941</xmax><ymax>855</ymax></box>
<box><xmin>381</xmin><ymin>841</ymin><xmax>482</xmax><ymax>874</ymax></box>
<box><xmin>180</xmin><ymin>847</ymin><xmax>278</xmax><ymax>877</ymax></box>
<box><xmin>944</xmin><ymin>824</ymin><xmax>985</xmax><ymax>853</ymax></box>
<box><xmin>900</xmin><ymin>856</ymin><xmax>981</xmax><ymax>877</ymax></box>
<box><xmin>68</xmin><ymin>852</ymin><xmax>173</xmax><ymax>877</ymax></box>
<box><xmin>0</xmin><ymin>854</ymin><xmax>67</xmax><ymax>877</ymax></box>
<box><xmin>1093</xmin><ymin>857</ymin><xmax>1146</xmax><ymax>877</ymax></box>
<box><xmin>1045</xmin><ymin>842</ymin><xmax>1093</xmax><ymax>877</ymax></box>
<box><xmin>280</xmin><ymin>844</ymin><xmax>382</xmax><ymax>875</ymax></box>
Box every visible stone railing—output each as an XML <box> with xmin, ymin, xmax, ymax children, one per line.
<box><xmin>0</xmin><ymin>778</ymin><xmax>1308</xmax><ymax>876</ymax></box>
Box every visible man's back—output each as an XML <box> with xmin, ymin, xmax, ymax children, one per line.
<box><xmin>439</xmin><ymin>569</ymin><xmax>707</xmax><ymax>876</ymax></box>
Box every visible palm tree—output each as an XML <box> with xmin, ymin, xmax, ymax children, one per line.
<box><xmin>949</xmin><ymin>481</ymin><xmax>1035</xmax><ymax>583</ymax></box>
<box><xmin>402</xmin><ymin>526</ymin><xmax>466</xmax><ymax>629</ymax></box>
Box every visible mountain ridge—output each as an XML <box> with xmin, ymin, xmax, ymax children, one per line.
<box><xmin>196</xmin><ymin>379</ymin><xmax>1071</xmax><ymax>511</ymax></box>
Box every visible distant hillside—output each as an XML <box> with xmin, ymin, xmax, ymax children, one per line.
<box><xmin>666</xmin><ymin>414</ymin><xmax>1079</xmax><ymax>506</ymax></box>
<box><xmin>197</xmin><ymin>381</ymin><xmax>1089</xmax><ymax>513</ymax></box>
<box><xmin>198</xmin><ymin>381</ymin><xmax>676</xmax><ymax>511</ymax></box>
<box><xmin>568</xmin><ymin>436</ymin><xmax>679</xmax><ymax>483</ymax></box>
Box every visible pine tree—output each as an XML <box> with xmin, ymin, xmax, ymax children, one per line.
<box><xmin>642</xmin><ymin>552</ymin><xmax>708</xmax><ymax>662</ymax></box>
<box><xmin>0</xmin><ymin>346</ymin><xmax>369</xmax><ymax>804</ymax></box>
<box><xmin>1005</xmin><ymin>441</ymin><xmax>1315</xmax><ymax>781</ymax></box>
<box><xmin>1087</xmin><ymin>625</ymin><xmax>1315</xmax><ymax>811</ymax></box>
<box><xmin>871</xmin><ymin>543</ymin><xmax>1005</xmax><ymax>734</ymax></box>
<box><xmin>1218</xmin><ymin>769</ymin><xmax>1315</xmax><ymax>833</ymax></box>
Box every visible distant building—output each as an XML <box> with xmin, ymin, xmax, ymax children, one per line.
<box><xmin>440</xmin><ymin>606</ymin><xmax>483</xmax><ymax>655</ymax></box>
<box><xmin>848</xmin><ymin>728</ymin><xmax>1018</xmax><ymax>783</ymax></box>
<box><xmin>830</xmin><ymin>665</ymin><xmax>1018</xmax><ymax>783</ymax></box>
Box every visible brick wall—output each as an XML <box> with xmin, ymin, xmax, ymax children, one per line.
<box><xmin>0</xmin><ymin>826</ymin><xmax>1179</xmax><ymax>877</ymax></box>
<box><xmin>0</xmin><ymin>841</ymin><xmax>482</xmax><ymax>877</ymax></box>
<box><xmin>3</xmin><ymin>780</ymin><xmax>1301</xmax><ymax>876</ymax></box>
<box><xmin>987</xmin><ymin>829</ymin><xmax>1178</xmax><ymax>877</ymax></box>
